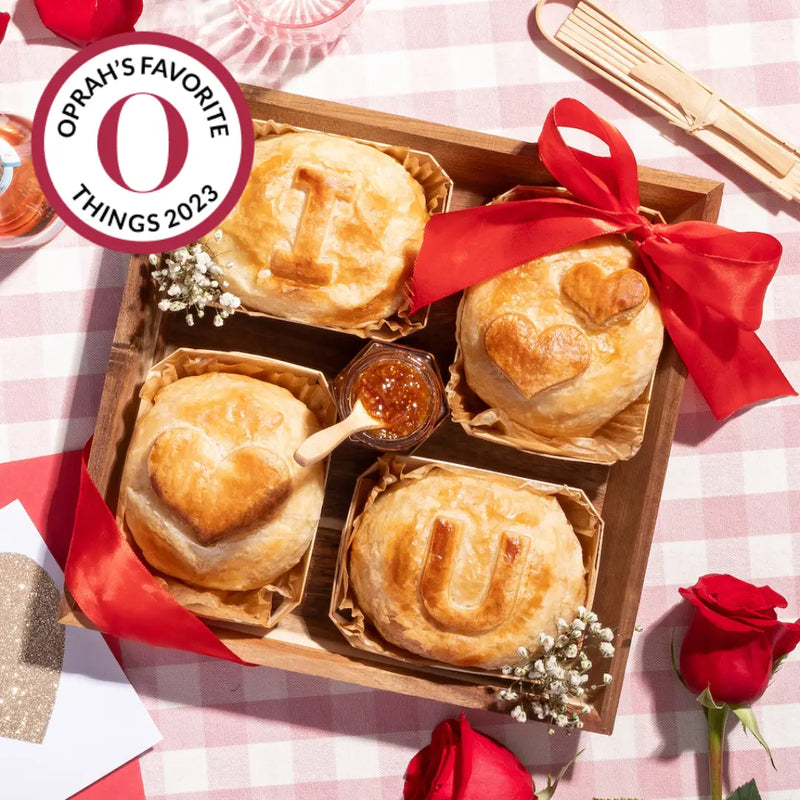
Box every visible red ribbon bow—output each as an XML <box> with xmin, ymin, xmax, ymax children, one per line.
<box><xmin>410</xmin><ymin>98</ymin><xmax>795</xmax><ymax>419</ymax></box>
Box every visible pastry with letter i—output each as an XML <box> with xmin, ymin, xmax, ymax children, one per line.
<box><xmin>119</xmin><ymin>371</ymin><xmax>325</xmax><ymax>591</ymax></box>
<box><xmin>348</xmin><ymin>468</ymin><xmax>586</xmax><ymax>669</ymax></box>
<box><xmin>205</xmin><ymin>131</ymin><xmax>430</xmax><ymax>329</ymax></box>
<box><xmin>458</xmin><ymin>235</ymin><xmax>663</xmax><ymax>437</ymax></box>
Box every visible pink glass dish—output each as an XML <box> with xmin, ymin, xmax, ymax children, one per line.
<box><xmin>233</xmin><ymin>0</ymin><xmax>366</xmax><ymax>46</ymax></box>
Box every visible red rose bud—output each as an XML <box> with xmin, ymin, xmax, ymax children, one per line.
<box><xmin>0</xmin><ymin>12</ymin><xmax>10</xmax><ymax>44</ymax></box>
<box><xmin>679</xmin><ymin>574</ymin><xmax>800</xmax><ymax>705</ymax></box>
<box><xmin>404</xmin><ymin>714</ymin><xmax>535</xmax><ymax>800</ymax></box>
<box><xmin>33</xmin><ymin>0</ymin><xmax>142</xmax><ymax>47</ymax></box>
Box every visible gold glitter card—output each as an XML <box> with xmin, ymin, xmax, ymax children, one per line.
<box><xmin>0</xmin><ymin>552</ymin><xmax>64</xmax><ymax>744</ymax></box>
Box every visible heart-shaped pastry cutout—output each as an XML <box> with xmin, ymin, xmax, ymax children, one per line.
<box><xmin>0</xmin><ymin>553</ymin><xmax>64</xmax><ymax>744</ymax></box>
<box><xmin>561</xmin><ymin>262</ymin><xmax>649</xmax><ymax>325</ymax></box>
<box><xmin>149</xmin><ymin>428</ymin><xmax>291</xmax><ymax>545</ymax></box>
<box><xmin>484</xmin><ymin>314</ymin><xmax>591</xmax><ymax>399</ymax></box>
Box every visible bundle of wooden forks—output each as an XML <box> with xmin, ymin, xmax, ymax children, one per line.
<box><xmin>535</xmin><ymin>0</ymin><xmax>800</xmax><ymax>201</ymax></box>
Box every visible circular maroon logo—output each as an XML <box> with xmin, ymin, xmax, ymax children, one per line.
<box><xmin>33</xmin><ymin>32</ymin><xmax>254</xmax><ymax>253</ymax></box>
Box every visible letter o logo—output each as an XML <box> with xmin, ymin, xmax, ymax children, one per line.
<box><xmin>57</xmin><ymin>120</ymin><xmax>76</xmax><ymax>138</ymax></box>
<box><xmin>97</xmin><ymin>94</ymin><xmax>189</xmax><ymax>193</ymax></box>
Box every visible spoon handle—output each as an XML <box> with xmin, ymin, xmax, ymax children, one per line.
<box><xmin>294</xmin><ymin>402</ymin><xmax>381</xmax><ymax>467</ymax></box>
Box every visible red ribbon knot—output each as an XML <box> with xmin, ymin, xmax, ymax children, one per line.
<box><xmin>625</xmin><ymin>216</ymin><xmax>656</xmax><ymax>243</ymax></box>
<box><xmin>410</xmin><ymin>98</ymin><xmax>795</xmax><ymax>419</ymax></box>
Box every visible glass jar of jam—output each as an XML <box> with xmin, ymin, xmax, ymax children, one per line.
<box><xmin>334</xmin><ymin>342</ymin><xmax>446</xmax><ymax>452</ymax></box>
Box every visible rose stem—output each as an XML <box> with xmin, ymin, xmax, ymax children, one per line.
<box><xmin>706</xmin><ymin>705</ymin><xmax>729</xmax><ymax>800</ymax></box>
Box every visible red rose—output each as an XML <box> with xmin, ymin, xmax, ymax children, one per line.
<box><xmin>33</xmin><ymin>0</ymin><xmax>142</xmax><ymax>47</ymax></box>
<box><xmin>404</xmin><ymin>714</ymin><xmax>535</xmax><ymax>800</ymax></box>
<box><xmin>0</xmin><ymin>12</ymin><xmax>10</xmax><ymax>44</ymax></box>
<box><xmin>679</xmin><ymin>574</ymin><xmax>800</xmax><ymax>705</ymax></box>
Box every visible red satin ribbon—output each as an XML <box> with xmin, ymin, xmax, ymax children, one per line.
<box><xmin>64</xmin><ymin>440</ymin><xmax>249</xmax><ymax>664</ymax></box>
<box><xmin>410</xmin><ymin>98</ymin><xmax>796</xmax><ymax>419</ymax></box>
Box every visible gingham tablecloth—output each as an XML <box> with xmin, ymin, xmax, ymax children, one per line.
<box><xmin>1</xmin><ymin>1</ymin><xmax>799</xmax><ymax>798</ymax></box>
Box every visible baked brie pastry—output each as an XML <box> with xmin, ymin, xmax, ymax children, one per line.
<box><xmin>458</xmin><ymin>235</ymin><xmax>663</xmax><ymax>437</ymax></box>
<box><xmin>120</xmin><ymin>372</ymin><xmax>325</xmax><ymax>591</ymax></box>
<box><xmin>349</xmin><ymin>468</ymin><xmax>586</xmax><ymax>669</ymax></box>
<box><xmin>207</xmin><ymin>131</ymin><xmax>430</xmax><ymax>328</ymax></box>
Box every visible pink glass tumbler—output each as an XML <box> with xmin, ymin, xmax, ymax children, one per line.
<box><xmin>232</xmin><ymin>0</ymin><xmax>366</xmax><ymax>46</ymax></box>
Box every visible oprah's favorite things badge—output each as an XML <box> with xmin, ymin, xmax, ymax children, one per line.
<box><xmin>32</xmin><ymin>32</ymin><xmax>254</xmax><ymax>252</ymax></box>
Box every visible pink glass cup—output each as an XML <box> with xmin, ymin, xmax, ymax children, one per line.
<box><xmin>232</xmin><ymin>0</ymin><xmax>366</xmax><ymax>46</ymax></box>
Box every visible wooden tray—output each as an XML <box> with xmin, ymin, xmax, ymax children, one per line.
<box><xmin>60</xmin><ymin>85</ymin><xmax>723</xmax><ymax>735</ymax></box>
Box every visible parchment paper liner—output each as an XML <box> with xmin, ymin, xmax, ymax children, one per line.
<box><xmin>203</xmin><ymin>118</ymin><xmax>454</xmax><ymax>342</ymax></box>
<box><xmin>116</xmin><ymin>347</ymin><xmax>336</xmax><ymax>631</ymax></box>
<box><xmin>330</xmin><ymin>455</ymin><xmax>603</xmax><ymax>678</ymax></box>
<box><xmin>446</xmin><ymin>185</ymin><xmax>663</xmax><ymax>465</ymax></box>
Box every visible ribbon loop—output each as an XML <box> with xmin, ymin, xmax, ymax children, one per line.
<box><xmin>410</xmin><ymin>98</ymin><xmax>795</xmax><ymax>419</ymax></box>
<box><xmin>538</xmin><ymin>98</ymin><xmax>641</xmax><ymax>214</ymax></box>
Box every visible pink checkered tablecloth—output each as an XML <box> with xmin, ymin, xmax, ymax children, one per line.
<box><xmin>1</xmin><ymin>1</ymin><xmax>799</xmax><ymax>798</ymax></box>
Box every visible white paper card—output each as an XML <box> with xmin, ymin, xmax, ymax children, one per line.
<box><xmin>0</xmin><ymin>500</ymin><xmax>162</xmax><ymax>800</ymax></box>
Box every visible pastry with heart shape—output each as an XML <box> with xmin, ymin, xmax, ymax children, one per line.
<box><xmin>458</xmin><ymin>235</ymin><xmax>664</xmax><ymax>438</ymax></box>
<box><xmin>119</xmin><ymin>371</ymin><xmax>325</xmax><ymax>591</ymax></box>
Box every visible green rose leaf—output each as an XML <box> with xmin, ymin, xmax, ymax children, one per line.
<box><xmin>730</xmin><ymin>707</ymin><xmax>775</xmax><ymax>769</ymax></box>
<box><xmin>536</xmin><ymin>749</ymin><xmax>583</xmax><ymax>800</ymax></box>
<box><xmin>725</xmin><ymin>778</ymin><xmax>762</xmax><ymax>799</ymax></box>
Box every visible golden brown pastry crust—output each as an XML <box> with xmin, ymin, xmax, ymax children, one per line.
<box><xmin>348</xmin><ymin>469</ymin><xmax>586</xmax><ymax>669</ymax></box>
<box><xmin>484</xmin><ymin>315</ymin><xmax>591</xmax><ymax>400</ymax></box>
<box><xmin>561</xmin><ymin>261</ymin><xmax>649</xmax><ymax>325</ymax></box>
<box><xmin>148</xmin><ymin>427</ymin><xmax>291</xmax><ymax>546</ymax></box>
<box><xmin>459</xmin><ymin>236</ymin><xmax>664</xmax><ymax>437</ymax></box>
<box><xmin>205</xmin><ymin>132</ymin><xmax>430</xmax><ymax>328</ymax></box>
<box><xmin>119</xmin><ymin>372</ymin><xmax>325</xmax><ymax>591</ymax></box>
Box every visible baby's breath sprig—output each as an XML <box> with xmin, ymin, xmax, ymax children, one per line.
<box><xmin>149</xmin><ymin>237</ymin><xmax>241</xmax><ymax>327</ymax></box>
<box><xmin>498</xmin><ymin>606</ymin><xmax>616</xmax><ymax>731</ymax></box>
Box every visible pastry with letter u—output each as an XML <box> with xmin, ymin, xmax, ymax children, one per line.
<box><xmin>205</xmin><ymin>131</ymin><xmax>430</xmax><ymax>329</ymax></box>
<box><xmin>348</xmin><ymin>468</ymin><xmax>586</xmax><ymax>669</ymax></box>
<box><xmin>458</xmin><ymin>235</ymin><xmax>664</xmax><ymax>437</ymax></box>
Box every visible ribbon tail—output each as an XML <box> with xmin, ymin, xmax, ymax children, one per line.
<box><xmin>64</xmin><ymin>440</ymin><xmax>249</xmax><ymax>665</ymax></box>
<box><xmin>659</xmin><ymin>296</ymin><xmax>796</xmax><ymax>420</ymax></box>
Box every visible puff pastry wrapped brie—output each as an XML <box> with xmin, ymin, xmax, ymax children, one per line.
<box><xmin>459</xmin><ymin>235</ymin><xmax>664</xmax><ymax>437</ymax></box>
<box><xmin>206</xmin><ymin>131</ymin><xmax>430</xmax><ymax>329</ymax></box>
<box><xmin>348</xmin><ymin>468</ymin><xmax>586</xmax><ymax>669</ymax></box>
<box><xmin>119</xmin><ymin>372</ymin><xmax>325</xmax><ymax>591</ymax></box>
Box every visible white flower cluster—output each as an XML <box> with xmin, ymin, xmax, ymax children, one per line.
<box><xmin>498</xmin><ymin>606</ymin><xmax>616</xmax><ymax>731</ymax></box>
<box><xmin>149</xmin><ymin>239</ymin><xmax>241</xmax><ymax>327</ymax></box>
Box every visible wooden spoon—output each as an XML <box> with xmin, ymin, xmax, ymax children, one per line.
<box><xmin>293</xmin><ymin>400</ymin><xmax>383</xmax><ymax>467</ymax></box>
